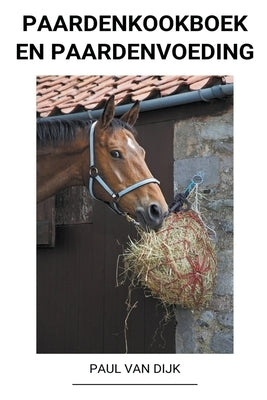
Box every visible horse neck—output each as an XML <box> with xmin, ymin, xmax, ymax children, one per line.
<box><xmin>37</xmin><ymin>132</ymin><xmax>89</xmax><ymax>203</ymax></box>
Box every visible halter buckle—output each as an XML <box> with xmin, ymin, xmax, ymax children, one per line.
<box><xmin>89</xmin><ymin>166</ymin><xmax>98</xmax><ymax>178</ymax></box>
<box><xmin>112</xmin><ymin>193</ymin><xmax>120</xmax><ymax>202</ymax></box>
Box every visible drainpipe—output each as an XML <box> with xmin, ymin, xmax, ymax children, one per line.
<box><xmin>39</xmin><ymin>83</ymin><xmax>233</xmax><ymax>122</ymax></box>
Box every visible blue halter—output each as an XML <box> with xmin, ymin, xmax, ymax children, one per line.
<box><xmin>88</xmin><ymin>121</ymin><xmax>160</xmax><ymax>216</ymax></box>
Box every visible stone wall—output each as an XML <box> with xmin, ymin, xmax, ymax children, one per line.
<box><xmin>173</xmin><ymin>101</ymin><xmax>233</xmax><ymax>353</ymax></box>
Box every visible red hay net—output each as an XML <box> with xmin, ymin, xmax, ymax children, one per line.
<box><xmin>123</xmin><ymin>210</ymin><xmax>217</xmax><ymax>309</ymax></box>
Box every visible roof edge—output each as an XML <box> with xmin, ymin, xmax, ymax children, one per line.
<box><xmin>38</xmin><ymin>83</ymin><xmax>233</xmax><ymax>122</ymax></box>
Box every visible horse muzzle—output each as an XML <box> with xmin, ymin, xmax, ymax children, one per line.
<box><xmin>136</xmin><ymin>203</ymin><xmax>168</xmax><ymax>231</ymax></box>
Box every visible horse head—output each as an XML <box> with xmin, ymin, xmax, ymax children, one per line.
<box><xmin>90</xmin><ymin>96</ymin><xmax>168</xmax><ymax>230</ymax></box>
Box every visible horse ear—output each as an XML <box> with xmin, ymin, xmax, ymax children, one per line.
<box><xmin>120</xmin><ymin>101</ymin><xmax>140</xmax><ymax>126</ymax></box>
<box><xmin>99</xmin><ymin>95</ymin><xmax>115</xmax><ymax>129</ymax></box>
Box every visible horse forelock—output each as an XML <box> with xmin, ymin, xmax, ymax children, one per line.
<box><xmin>110</xmin><ymin>118</ymin><xmax>137</xmax><ymax>137</ymax></box>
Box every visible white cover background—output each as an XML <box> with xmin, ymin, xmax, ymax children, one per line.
<box><xmin>1</xmin><ymin>1</ymin><xmax>266</xmax><ymax>399</ymax></box>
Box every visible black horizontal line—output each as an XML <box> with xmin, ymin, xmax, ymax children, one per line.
<box><xmin>72</xmin><ymin>383</ymin><xmax>198</xmax><ymax>386</ymax></box>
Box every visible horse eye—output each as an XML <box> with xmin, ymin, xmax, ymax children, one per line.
<box><xmin>110</xmin><ymin>150</ymin><xmax>122</xmax><ymax>159</ymax></box>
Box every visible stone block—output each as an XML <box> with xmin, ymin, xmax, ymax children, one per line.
<box><xmin>217</xmin><ymin>250</ymin><xmax>233</xmax><ymax>270</ymax></box>
<box><xmin>207</xmin><ymin>199</ymin><xmax>233</xmax><ymax>211</ymax></box>
<box><xmin>173</xmin><ymin>109</ymin><xmax>233</xmax><ymax>159</ymax></box>
<box><xmin>197</xmin><ymin>113</ymin><xmax>233</xmax><ymax>141</ymax></box>
<box><xmin>175</xmin><ymin>307</ymin><xmax>195</xmax><ymax>353</ymax></box>
<box><xmin>217</xmin><ymin>312</ymin><xmax>234</xmax><ymax>327</ymax></box>
<box><xmin>174</xmin><ymin>156</ymin><xmax>220</xmax><ymax>191</ymax></box>
<box><xmin>209</xmin><ymin>295</ymin><xmax>233</xmax><ymax>312</ymax></box>
<box><xmin>210</xmin><ymin>332</ymin><xmax>233</xmax><ymax>353</ymax></box>
<box><xmin>214</xmin><ymin>271</ymin><xmax>233</xmax><ymax>295</ymax></box>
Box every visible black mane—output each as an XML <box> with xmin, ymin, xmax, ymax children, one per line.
<box><xmin>37</xmin><ymin>118</ymin><xmax>92</xmax><ymax>146</ymax></box>
<box><xmin>37</xmin><ymin>117</ymin><xmax>137</xmax><ymax>147</ymax></box>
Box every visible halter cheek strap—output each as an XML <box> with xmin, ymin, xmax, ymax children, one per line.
<box><xmin>88</xmin><ymin>121</ymin><xmax>160</xmax><ymax>215</ymax></box>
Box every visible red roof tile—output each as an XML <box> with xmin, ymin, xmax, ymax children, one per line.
<box><xmin>36</xmin><ymin>75</ymin><xmax>233</xmax><ymax>117</ymax></box>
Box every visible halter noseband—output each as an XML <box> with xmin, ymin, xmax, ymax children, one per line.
<box><xmin>88</xmin><ymin>121</ymin><xmax>160</xmax><ymax>216</ymax></box>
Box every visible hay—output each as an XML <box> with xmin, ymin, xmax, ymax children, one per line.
<box><xmin>122</xmin><ymin>210</ymin><xmax>217</xmax><ymax>309</ymax></box>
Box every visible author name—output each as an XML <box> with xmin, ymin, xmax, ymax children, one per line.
<box><xmin>89</xmin><ymin>363</ymin><xmax>181</xmax><ymax>374</ymax></box>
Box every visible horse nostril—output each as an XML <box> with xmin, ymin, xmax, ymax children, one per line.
<box><xmin>136</xmin><ymin>203</ymin><xmax>165</xmax><ymax>231</ymax></box>
<box><xmin>148</xmin><ymin>203</ymin><xmax>162</xmax><ymax>221</ymax></box>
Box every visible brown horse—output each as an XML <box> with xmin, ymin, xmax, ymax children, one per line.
<box><xmin>37</xmin><ymin>96</ymin><xmax>168</xmax><ymax>230</ymax></box>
